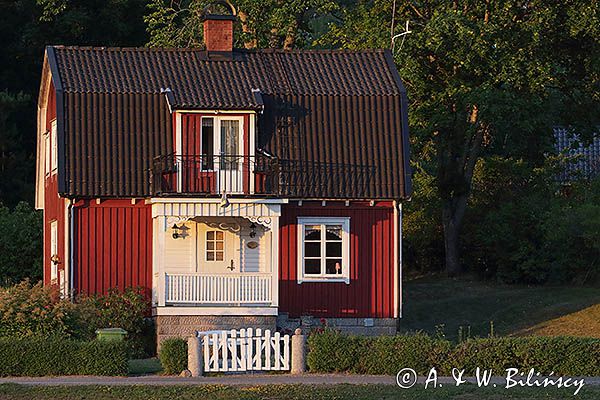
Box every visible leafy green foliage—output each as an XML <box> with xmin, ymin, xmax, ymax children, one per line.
<box><xmin>159</xmin><ymin>337</ymin><xmax>188</xmax><ymax>375</ymax></box>
<box><xmin>0</xmin><ymin>281</ymin><xmax>73</xmax><ymax>338</ymax></box>
<box><xmin>323</xmin><ymin>0</ymin><xmax>600</xmax><ymax>275</ymax></box>
<box><xmin>307</xmin><ymin>329</ymin><xmax>452</xmax><ymax>375</ymax></box>
<box><xmin>451</xmin><ymin>336</ymin><xmax>600</xmax><ymax>376</ymax></box>
<box><xmin>0</xmin><ymin>281</ymin><xmax>153</xmax><ymax>356</ymax></box>
<box><xmin>0</xmin><ymin>202</ymin><xmax>43</xmax><ymax>284</ymax></box>
<box><xmin>308</xmin><ymin>330</ymin><xmax>600</xmax><ymax>376</ymax></box>
<box><xmin>0</xmin><ymin>0</ymin><xmax>148</xmax><ymax>207</ymax></box>
<box><xmin>0</xmin><ymin>337</ymin><xmax>128</xmax><ymax>376</ymax></box>
<box><xmin>145</xmin><ymin>0</ymin><xmax>338</xmax><ymax>48</ymax></box>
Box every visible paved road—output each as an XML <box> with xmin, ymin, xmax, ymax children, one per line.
<box><xmin>0</xmin><ymin>374</ymin><xmax>599</xmax><ymax>387</ymax></box>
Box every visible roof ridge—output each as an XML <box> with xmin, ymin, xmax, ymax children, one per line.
<box><xmin>49</xmin><ymin>45</ymin><xmax>389</xmax><ymax>54</ymax></box>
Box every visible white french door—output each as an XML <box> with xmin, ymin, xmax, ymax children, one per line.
<box><xmin>214</xmin><ymin>116</ymin><xmax>244</xmax><ymax>194</ymax></box>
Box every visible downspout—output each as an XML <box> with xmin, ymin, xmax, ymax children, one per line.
<box><xmin>68</xmin><ymin>199</ymin><xmax>75</xmax><ymax>300</ymax></box>
<box><xmin>393</xmin><ymin>200</ymin><xmax>403</xmax><ymax>322</ymax></box>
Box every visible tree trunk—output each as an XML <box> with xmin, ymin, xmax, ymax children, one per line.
<box><xmin>442</xmin><ymin>195</ymin><xmax>468</xmax><ymax>277</ymax></box>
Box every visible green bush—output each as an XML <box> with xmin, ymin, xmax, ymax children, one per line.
<box><xmin>72</xmin><ymin>288</ymin><xmax>153</xmax><ymax>357</ymax></box>
<box><xmin>451</xmin><ymin>336</ymin><xmax>600</xmax><ymax>376</ymax></box>
<box><xmin>0</xmin><ymin>281</ymin><xmax>154</xmax><ymax>357</ymax></box>
<box><xmin>307</xmin><ymin>330</ymin><xmax>600</xmax><ymax>376</ymax></box>
<box><xmin>0</xmin><ymin>280</ymin><xmax>74</xmax><ymax>338</ymax></box>
<box><xmin>307</xmin><ymin>330</ymin><xmax>451</xmax><ymax>375</ymax></box>
<box><xmin>159</xmin><ymin>338</ymin><xmax>188</xmax><ymax>375</ymax></box>
<box><xmin>0</xmin><ymin>337</ymin><xmax>128</xmax><ymax>376</ymax></box>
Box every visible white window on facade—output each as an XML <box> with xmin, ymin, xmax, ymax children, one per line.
<box><xmin>206</xmin><ymin>230</ymin><xmax>224</xmax><ymax>261</ymax></box>
<box><xmin>44</xmin><ymin>133</ymin><xmax>50</xmax><ymax>176</ymax></box>
<box><xmin>50</xmin><ymin>220</ymin><xmax>58</xmax><ymax>283</ymax></box>
<box><xmin>51</xmin><ymin>120</ymin><xmax>57</xmax><ymax>173</ymax></box>
<box><xmin>297</xmin><ymin>217</ymin><xmax>350</xmax><ymax>284</ymax></box>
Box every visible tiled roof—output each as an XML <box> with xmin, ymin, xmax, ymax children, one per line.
<box><xmin>51</xmin><ymin>47</ymin><xmax>402</xmax><ymax>109</ymax></box>
<box><xmin>554</xmin><ymin>128</ymin><xmax>600</xmax><ymax>181</ymax></box>
<box><xmin>47</xmin><ymin>46</ymin><xmax>411</xmax><ymax>199</ymax></box>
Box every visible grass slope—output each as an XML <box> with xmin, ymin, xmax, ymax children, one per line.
<box><xmin>0</xmin><ymin>384</ymin><xmax>597</xmax><ymax>400</ymax></box>
<box><xmin>400</xmin><ymin>276</ymin><xmax>600</xmax><ymax>341</ymax></box>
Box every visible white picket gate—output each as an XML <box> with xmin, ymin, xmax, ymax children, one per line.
<box><xmin>198</xmin><ymin>328</ymin><xmax>290</xmax><ymax>372</ymax></box>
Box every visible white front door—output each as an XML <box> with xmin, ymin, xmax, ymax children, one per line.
<box><xmin>197</xmin><ymin>225</ymin><xmax>240</xmax><ymax>274</ymax></box>
<box><xmin>215</xmin><ymin>117</ymin><xmax>244</xmax><ymax>193</ymax></box>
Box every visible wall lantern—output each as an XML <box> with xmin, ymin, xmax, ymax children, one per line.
<box><xmin>249</xmin><ymin>223</ymin><xmax>257</xmax><ymax>238</ymax></box>
<box><xmin>172</xmin><ymin>224</ymin><xmax>181</xmax><ymax>239</ymax></box>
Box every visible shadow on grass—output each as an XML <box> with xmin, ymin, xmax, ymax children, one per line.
<box><xmin>399</xmin><ymin>275</ymin><xmax>600</xmax><ymax>341</ymax></box>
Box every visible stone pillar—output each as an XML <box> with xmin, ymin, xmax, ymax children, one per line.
<box><xmin>291</xmin><ymin>328</ymin><xmax>306</xmax><ymax>374</ymax></box>
<box><xmin>188</xmin><ymin>335</ymin><xmax>203</xmax><ymax>377</ymax></box>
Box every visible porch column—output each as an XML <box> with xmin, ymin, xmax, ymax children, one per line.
<box><xmin>271</xmin><ymin>216</ymin><xmax>279</xmax><ymax>307</ymax></box>
<box><xmin>156</xmin><ymin>216</ymin><xmax>166</xmax><ymax>307</ymax></box>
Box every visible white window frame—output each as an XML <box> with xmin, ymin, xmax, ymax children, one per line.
<box><xmin>50</xmin><ymin>120</ymin><xmax>57</xmax><ymax>173</ymax></box>
<box><xmin>205</xmin><ymin>229</ymin><xmax>225</xmax><ymax>262</ymax></box>
<box><xmin>297</xmin><ymin>217</ymin><xmax>350</xmax><ymax>284</ymax></box>
<box><xmin>44</xmin><ymin>132</ymin><xmax>50</xmax><ymax>176</ymax></box>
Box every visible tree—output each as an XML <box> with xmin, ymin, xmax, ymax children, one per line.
<box><xmin>0</xmin><ymin>202</ymin><xmax>43</xmax><ymax>284</ymax></box>
<box><xmin>0</xmin><ymin>0</ymin><xmax>148</xmax><ymax>207</ymax></box>
<box><xmin>145</xmin><ymin>0</ymin><xmax>339</xmax><ymax>48</ymax></box>
<box><xmin>322</xmin><ymin>0</ymin><xmax>600</xmax><ymax>275</ymax></box>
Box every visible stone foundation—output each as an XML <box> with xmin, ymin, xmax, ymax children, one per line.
<box><xmin>278</xmin><ymin>314</ymin><xmax>397</xmax><ymax>336</ymax></box>
<box><xmin>156</xmin><ymin>315</ymin><xmax>277</xmax><ymax>346</ymax></box>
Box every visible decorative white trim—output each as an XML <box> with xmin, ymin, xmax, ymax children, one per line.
<box><xmin>153</xmin><ymin>306</ymin><xmax>278</xmax><ymax>316</ymax></box>
<box><xmin>151</xmin><ymin>201</ymin><xmax>282</xmax><ymax>220</ymax></box>
<box><xmin>50</xmin><ymin>120</ymin><xmax>57</xmax><ymax>173</ymax></box>
<box><xmin>249</xmin><ymin>113</ymin><xmax>256</xmax><ymax>194</ymax></box>
<box><xmin>175</xmin><ymin>112</ymin><xmax>183</xmax><ymax>192</ymax></box>
<box><xmin>245</xmin><ymin>215</ymin><xmax>272</xmax><ymax>230</ymax></box>
<box><xmin>149</xmin><ymin>198</ymin><xmax>288</xmax><ymax>205</ymax></box>
<box><xmin>296</xmin><ymin>217</ymin><xmax>350</xmax><ymax>284</ymax></box>
<box><xmin>173</xmin><ymin>110</ymin><xmax>256</xmax><ymax>115</ymax></box>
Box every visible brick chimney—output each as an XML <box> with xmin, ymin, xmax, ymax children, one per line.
<box><xmin>203</xmin><ymin>14</ymin><xmax>235</xmax><ymax>52</ymax></box>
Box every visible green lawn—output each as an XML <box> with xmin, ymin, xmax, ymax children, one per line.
<box><xmin>400</xmin><ymin>276</ymin><xmax>600</xmax><ymax>341</ymax></box>
<box><xmin>128</xmin><ymin>358</ymin><xmax>162</xmax><ymax>376</ymax></box>
<box><xmin>0</xmin><ymin>384</ymin><xmax>597</xmax><ymax>400</ymax></box>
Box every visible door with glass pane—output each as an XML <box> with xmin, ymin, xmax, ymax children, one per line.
<box><xmin>197</xmin><ymin>225</ymin><xmax>238</xmax><ymax>274</ymax></box>
<box><xmin>215</xmin><ymin>117</ymin><xmax>244</xmax><ymax>193</ymax></box>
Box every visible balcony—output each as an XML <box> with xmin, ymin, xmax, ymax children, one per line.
<box><xmin>152</xmin><ymin>154</ymin><xmax>279</xmax><ymax>196</ymax></box>
<box><xmin>151</xmin><ymin>154</ymin><xmax>376</xmax><ymax>198</ymax></box>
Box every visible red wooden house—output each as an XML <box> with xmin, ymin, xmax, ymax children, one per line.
<box><xmin>35</xmin><ymin>8</ymin><xmax>411</xmax><ymax>341</ymax></box>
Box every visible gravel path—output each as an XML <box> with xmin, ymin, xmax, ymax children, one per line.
<box><xmin>1</xmin><ymin>374</ymin><xmax>599</xmax><ymax>387</ymax></box>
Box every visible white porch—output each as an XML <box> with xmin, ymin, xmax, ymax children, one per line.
<box><xmin>151</xmin><ymin>198</ymin><xmax>283</xmax><ymax>315</ymax></box>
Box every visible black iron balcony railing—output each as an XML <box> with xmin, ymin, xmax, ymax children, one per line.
<box><xmin>151</xmin><ymin>154</ymin><xmax>376</xmax><ymax>198</ymax></box>
<box><xmin>152</xmin><ymin>154</ymin><xmax>279</xmax><ymax>196</ymax></box>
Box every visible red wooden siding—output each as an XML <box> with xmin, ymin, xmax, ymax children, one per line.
<box><xmin>43</xmin><ymin>82</ymin><xmax>67</xmax><ymax>286</ymax></box>
<box><xmin>279</xmin><ymin>202</ymin><xmax>396</xmax><ymax>318</ymax></box>
<box><xmin>73</xmin><ymin>200</ymin><xmax>152</xmax><ymax>297</ymax></box>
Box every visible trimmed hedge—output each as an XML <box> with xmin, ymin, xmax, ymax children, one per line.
<box><xmin>450</xmin><ymin>336</ymin><xmax>600</xmax><ymax>376</ymax></box>
<box><xmin>307</xmin><ymin>330</ymin><xmax>600</xmax><ymax>376</ymax></box>
<box><xmin>307</xmin><ymin>330</ymin><xmax>451</xmax><ymax>375</ymax></box>
<box><xmin>159</xmin><ymin>338</ymin><xmax>188</xmax><ymax>375</ymax></box>
<box><xmin>0</xmin><ymin>337</ymin><xmax>128</xmax><ymax>376</ymax></box>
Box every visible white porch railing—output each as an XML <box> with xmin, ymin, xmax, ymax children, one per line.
<box><xmin>165</xmin><ymin>273</ymin><xmax>272</xmax><ymax>304</ymax></box>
